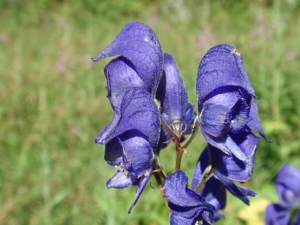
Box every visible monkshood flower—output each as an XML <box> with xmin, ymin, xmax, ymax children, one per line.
<box><xmin>193</xmin><ymin>130</ymin><xmax>259</xmax><ymax>205</ymax></box>
<box><xmin>275</xmin><ymin>164</ymin><xmax>300</xmax><ymax>209</ymax></box>
<box><xmin>265</xmin><ymin>203</ymin><xmax>292</xmax><ymax>225</ymax></box>
<box><xmin>95</xmin><ymin>88</ymin><xmax>161</xmax><ymax>213</ymax></box>
<box><xmin>196</xmin><ymin>44</ymin><xmax>269</xmax><ymax>161</ymax></box>
<box><xmin>156</xmin><ymin>53</ymin><xmax>195</xmax><ymax>145</ymax></box>
<box><xmin>92</xmin><ymin>21</ymin><xmax>163</xmax><ymax>98</ymax></box>
<box><xmin>164</xmin><ymin>170</ymin><xmax>215</xmax><ymax>225</ymax></box>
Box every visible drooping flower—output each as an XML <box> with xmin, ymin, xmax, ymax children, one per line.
<box><xmin>192</xmin><ymin>130</ymin><xmax>259</xmax><ymax>205</ymax></box>
<box><xmin>164</xmin><ymin>170</ymin><xmax>215</xmax><ymax>225</ymax></box>
<box><xmin>156</xmin><ymin>53</ymin><xmax>195</xmax><ymax>147</ymax></box>
<box><xmin>92</xmin><ymin>21</ymin><xmax>163</xmax><ymax>97</ymax></box>
<box><xmin>275</xmin><ymin>164</ymin><xmax>300</xmax><ymax>209</ymax></box>
<box><xmin>196</xmin><ymin>44</ymin><xmax>269</xmax><ymax>161</ymax></box>
<box><xmin>96</xmin><ymin>88</ymin><xmax>161</xmax><ymax>213</ymax></box>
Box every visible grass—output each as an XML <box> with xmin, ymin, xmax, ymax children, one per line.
<box><xmin>1</xmin><ymin>0</ymin><xmax>300</xmax><ymax>224</ymax></box>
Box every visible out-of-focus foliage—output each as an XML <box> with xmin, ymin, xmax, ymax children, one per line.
<box><xmin>1</xmin><ymin>0</ymin><xmax>300</xmax><ymax>224</ymax></box>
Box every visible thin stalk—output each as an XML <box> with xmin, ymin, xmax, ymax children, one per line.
<box><xmin>181</xmin><ymin>115</ymin><xmax>200</xmax><ymax>149</ymax></box>
<box><xmin>195</xmin><ymin>165</ymin><xmax>212</xmax><ymax>193</ymax></box>
<box><xmin>153</xmin><ymin>172</ymin><xmax>170</xmax><ymax>215</ymax></box>
<box><xmin>160</xmin><ymin>116</ymin><xmax>181</xmax><ymax>149</ymax></box>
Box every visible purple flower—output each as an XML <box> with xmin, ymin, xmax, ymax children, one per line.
<box><xmin>92</xmin><ymin>21</ymin><xmax>163</xmax><ymax>97</ymax></box>
<box><xmin>96</xmin><ymin>88</ymin><xmax>161</xmax><ymax>213</ymax></box>
<box><xmin>196</xmin><ymin>44</ymin><xmax>269</xmax><ymax>161</ymax></box>
<box><xmin>164</xmin><ymin>170</ymin><xmax>215</xmax><ymax>225</ymax></box>
<box><xmin>156</xmin><ymin>53</ymin><xmax>195</xmax><ymax>145</ymax></box>
<box><xmin>275</xmin><ymin>164</ymin><xmax>300</xmax><ymax>209</ymax></box>
<box><xmin>265</xmin><ymin>203</ymin><xmax>291</xmax><ymax>225</ymax></box>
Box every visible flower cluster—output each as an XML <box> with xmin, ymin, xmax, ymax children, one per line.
<box><xmin>92</xmin><ymin>21</ymin><xmax>269</xmax><ymax>224</ymax></box>
<box><xmin>265</xmin><ymin>164</ymin><xmax>300</xmax><ymax>225</ymax></box>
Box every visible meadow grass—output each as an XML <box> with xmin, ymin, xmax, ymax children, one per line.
<box><xmin>1</xmin><ymin>1</ymin><xmax>300</xmax><ymax>224</ymax></box>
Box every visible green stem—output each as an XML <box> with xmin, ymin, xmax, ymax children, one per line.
<box><xmin>195</xmin><ymin>165</ymin><xmax>212</xmax><ymax>193</ymax></box>
<box><xmin>181</xmin><ymin>115</ymin><xmax>200</xmax><ymax>149</ymax></box>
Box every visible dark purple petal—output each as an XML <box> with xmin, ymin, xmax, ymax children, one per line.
<box><xmin>247</xmin><ymin>99</ymin><xmax>270</xmax><ymax>141</ymax></box>
<box><xmin>92</xmin><ymin>21</ymin><xmax>163</xmax><ymax>97</ymax></box>
<box><xmin>164</xmin><ymin>170</ymin><xmax>215</xmax><ymax>221</ymax></box>
<box><xmin>104</xmin><ymin>138</ymin><xmax>123</xmax><ymax>166</ymax></box>
<box><xmin>119</xmin><ymin>130</ymin><xmax>153</xmax><ymax>180</ymax></box>
<box><xmin>128</xmin><ymin>168</ymin><xmax>152</xmax><ymax>214</ymax></box>
<box><xmin>96</xmin><ymin>88</ymin><xmax>160</xmax><ymax>150</ymax></box>
<box><xmin>196</xmin><ymin>44</ymin><xmax>256</xmax><ymax>106</ymax></box>
<box><xmin>104</xmin><ymin>56</ymin><xmax>147</xmax><ymax>109</ymax></box>
<box><xmin>208</xmin><ymin>132</ymin><xmax>260</xmax><ymax>182</ymax></box>
<box><xmin>201</xmin><ymin>132</ymin><xmax>247</xmax><ymax>161</ymax></box>
<box><xmin>214</xmin><ymin>170</ymin><xmax>256</xmax><ymax>205</ymax></box>
<box><xmin>200</xmin><ymin>103</ymin><xmax>229</xmax><ymax>137</ymax></box>
<box><xmin>265</xmin><ymin>203</ymin><xmax>291</xmax><ymax>225</ymax></box>
<box><xmin>275</xmin><ymin>164</ymin><xmax>300</xmax><ymax>208</ymax></box>
<box><xmin>107</xmin><ymin>170</ymin><xmax>133</xmax><ymax>189</ymax></box>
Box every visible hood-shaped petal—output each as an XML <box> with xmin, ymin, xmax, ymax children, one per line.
<box><xmin>208</xmin><ymin>132</ymin><xmax>260</xmax><ymax>182</ymax></box>
<box><xmin>265</xmin><ymin>203</ymin><xmax>291</xmax><ymax>225</ymax></box>
<box><xmin>96</xmin><ymin>88</ymin><xmax>160</xmax><ymax>150</ymax></box>
<box><xmin>92</xmin><ymin>21</ymin><xmax>163</xmax><ymax>97</ymax></box>
<box><xmin>104</xmin><ymin>56</ymin><xmax>147</xmax><ymax>109</ymax></box>
<box><xmin>196</xmin><ymin>44</ymin><xmax>256</xmax><ymax>106</ymax></box>
<box><xmin>164</xmin><ymin>170</ymin><xmax>215</xmax><ymax>222</ymax></box>
<box><xmin>275</xmin><ymin>164</ymin><xmax>300</xmax><ymax>208</ymax></box>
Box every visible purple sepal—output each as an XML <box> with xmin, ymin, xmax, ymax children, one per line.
<box><xmin>208</xmin><ymin>132</ymin><xmax>260</xmax><ymax>182</ymax></box>
<box><xmin>275</xmin><ymin>164</ymin><xmax>300</xmax><ymax>209</ymax></box>
<box><xmin>214</xmin><ymin>170</ymin><xmax>256</xmax><ymax>205</ymax></box>
<box><xmin>96</xmin><ymin>88</ymin><xmax>160</xmax><ymax>150</ymax></box>
<box><xmin>265</xmin><ymin>203</ymin><xmax>291</xmax><ymax>225</ymax></box>
<box><xmin>92</xmin><ymin>21</ymin><xmax>163</xmax><ymax>97</ymax></box>
<box><xmin>128</xmin><ymin>168</ymin><xmax>152</xmax><ymax>214</ymax></box>
<box><xmin>247</xmin><ymin>99</ymin><xmax>271</xmax><ymax>142</ymax></box>
<box><xmin>104</xmin><ymin>137</ymin><xmax>123</xmax><ymax>166</ymax></box>
<box><xmin>104</xmin><ymin>56</ymin><xmax>147</xmax><ymax>110</ymax></box>
<box><xmin>164</xmin><ymin>170</ymin><xmax>215</xmax><ymax>224</ymax></box>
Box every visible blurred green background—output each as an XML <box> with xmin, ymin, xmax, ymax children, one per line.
<box><xmin>1</xmin><ymin>0</ymin><xmax>300</xmax><ymax>224</ymax></box>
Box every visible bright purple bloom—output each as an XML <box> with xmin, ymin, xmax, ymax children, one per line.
<box><xmin>96</xmin><ymin>88</ymin><xmax>160</xmax><ymax>213</ymax></box>
<box><xmin>275</xmin><ymin>164</ymin><xmax>300</xmax><ymax>209</ymax></box>
<box><xmin>156</xmin><ymin>53</ymin><xmax>195</xmax><ymax>144</ymax></box>
<box><xmin>196</xmin><ymin>44</ymin><xmax>269</xmax><ymax>161</ymax></box>
<box><xmin>164</xmin><ymin>170</ymin><xmax>215</xmax><ymax>225</ymax></box>
<box><xmin>265</xmin><ymin>203</ymin><xmax>291</xmax><ymax>225</ymax></box>
<box><xmin>92</xmin><ymin>21</ymin><xmax>163</xmax><ymax>97</ymax></box>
